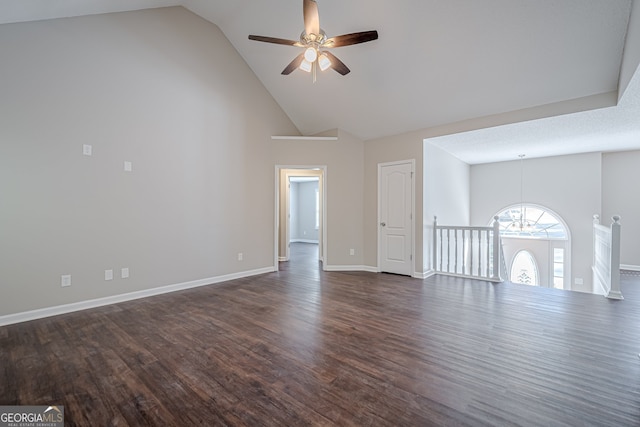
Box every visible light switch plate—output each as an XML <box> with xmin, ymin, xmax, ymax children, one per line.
<box><xmin>105</xmin><ymin>269</ymin><xmax>113</xmax><ymax>281</ymax></box>
<box><xmin>83</xmin><ymin>144</ymin><xmax>92</xmax><ymax>156</ymax></box>
<box><xmin>121</xmin><ymin>267</ymin><xmax>129</xmax><ymax>279</ymax></box>
<box><xmin>61</xmin><ymin>274</ymin><xmax>72</xmax><ymax>287</ymax></box>
<box><xmin>124</xmin><ymin>161</ymin><xmax>132</xmax><ymax>172</ymax></box>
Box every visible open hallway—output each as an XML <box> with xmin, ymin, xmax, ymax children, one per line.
<box><xmin>1</xmin><ymin>253</ymin><xmax>639</xmax><ymax>425</ymax></box>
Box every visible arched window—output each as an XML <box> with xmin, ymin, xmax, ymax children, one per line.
<box><xmin>492</xmin><ymin>204</ymin><xmax>570</xmax><ymax>289</ymax></box>
<box><xmin>496</xmin><ymin>205</ymin><xmax>568</xmax><ymax>239</ymax></box>
<box><xmin>510</xmin><ymin>250</ymin><xmax>539</xmax><ymax>285</ymax></box>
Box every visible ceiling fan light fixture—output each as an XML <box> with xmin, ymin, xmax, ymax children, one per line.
<box><xmin>318</xmin><ymin>53</ymin><xmax>331</xmax><ymax>71</ymax></box>
<box><xmin>304</xmin><ymin>47</ymin><xmax>317</xmax><ymax>62</ymax></box>
<box><xmin>248</xmin><ymin>0</ymin><xmax>378</xmax><ymax>80</ymax></box>
<box><xmin>299</xmin><ymin>59</ymin><xmax>313</xmax><ymax>72</ymax></box>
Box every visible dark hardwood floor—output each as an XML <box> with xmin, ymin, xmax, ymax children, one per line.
<box><xmin>2</xmin><ymin>243</ymin><xmax>640</xmax><ymax>426</ymax></box>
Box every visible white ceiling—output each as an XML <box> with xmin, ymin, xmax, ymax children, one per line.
<box><xmin>1</xmin><ymin>0</ymin><xmax>638</xmax><ymax>164</ymax></box>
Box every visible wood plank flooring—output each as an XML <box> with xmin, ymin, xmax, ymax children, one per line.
<box><xmin>2</xmin><ymin>242</ymin><xmax>640</xmax><ymax>426</ymax></box>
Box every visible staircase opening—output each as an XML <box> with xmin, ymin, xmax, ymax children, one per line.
<box><xmin>492</xmin><ymin>204</ymin><xmax>570</xmax><ymax>289</ymax></box>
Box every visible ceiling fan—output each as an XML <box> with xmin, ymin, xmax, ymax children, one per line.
<box><xmin>248</xmin><ymin>0</ymin><xmax>378</xmax><ymax>81</ymax></box>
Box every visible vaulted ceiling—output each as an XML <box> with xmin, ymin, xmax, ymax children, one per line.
<box><xmin>1</xmin><ymin>0</ymin><xmax>639</xmax><ymax>164</ymax></box>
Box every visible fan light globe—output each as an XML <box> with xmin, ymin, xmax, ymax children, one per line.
<box><xmin>304</xmin><ymin>47</ymin><xmax>318</xmax><ymax>62</ymax></box>
<box><xmin>318</xmin><ymin>53</ymin><xmax>331</xmax><ymax>71</ymax></box>
<box><xmin>299</xmin><ymin>59</ymin><xmax>312</xmax><ymax>72</ymax></box>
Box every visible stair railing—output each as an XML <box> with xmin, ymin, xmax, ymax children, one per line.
<box><xmin>433</xmin><ymin>216</ymin><xmax>503</xmax><ymax>282</ymax></box>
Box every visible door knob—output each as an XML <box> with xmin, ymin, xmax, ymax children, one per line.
<box><xmin>380</xmin><ymin>222</ymin><xmax>386</xmax><ymax>227</ymax></box>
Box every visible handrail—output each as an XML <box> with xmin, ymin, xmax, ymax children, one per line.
<box><xmin>433</xmin><ymin>216</ymin><xmax>503</xmax><ymax>282</ymax></box>
<box><xmin>592</xmin><ymin>214</ymin><xmax>623</xmax><ymax>299</ymax></box>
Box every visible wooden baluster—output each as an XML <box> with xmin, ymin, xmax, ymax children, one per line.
<box><xmin>469</xmin><ymin>230</ymin><xmax>473</xmax><ymax>275</ymax></box>
<box><xmin>486</xmin><ymin>229</ymin><xmax>490</xmax><ymax>278</ymax></box>
<box><xmin>592</xmin><ymin>214</ymin><xmax>600</xmax><ymax>273</ymax></box>
<box><xmin>477</xmin><ymin>230</ymin><xmax>481</xmax><ymax>277</ymax></box>
<box><xmin>447</xmin><ymin>229</ymin><xmax>451</xmax><ymax>272</ymax></box>
<box><xmin>454</xmin><ymin>229</ymin><xmax>458</xmax><ymax>274</ymax></box>
<box><xmin>465</xmin><ymin>229</ymin><xmax>469</xmax><ymax>275</ymax></box>
<box><xmin>433</xmin><ymin>216</ymin><xmax>438</xmax><ymax>273</ymax></box>
<box><xmin>492</xmin><ymin>216</ymin><xmax>500</xmax><ymax>280</ymax></box>
<box><xmin>477</xmin><ymin>230</ymin><xmax>482</xmax><ymax>277</ymax></box>
<box><xmin>439</xmin><ymin>229</ymin><xmax>444</xmax><ymax>271</ymax></box>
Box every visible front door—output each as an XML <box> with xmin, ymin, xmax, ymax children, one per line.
<box><xmin>378</xmin><ymin>161</ymin><xmax>413</xmax><ymax>276</ymax></box>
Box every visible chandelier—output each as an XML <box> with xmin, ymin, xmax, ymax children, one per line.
<box><xmin>511</xmin><ymin>154</ymin><xmax>532</xmax><ymax>232</ymax></box>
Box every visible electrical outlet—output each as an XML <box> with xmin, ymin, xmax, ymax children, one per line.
<box><xmin>121</xmin><ymin>267</ymin><xmax>129</xmax><ymax>279</ymax></box>
<box><xmin>350</xmin><ymin>248</ymin><xmax>355</xmax><ymax>256</ymax></box>
<box><xmin>574</xmin><ymin>277</ymin><xmax>583</xmax><ymax>285</ymax></box>
<box><xmin>105</xmin><ymin>269</ymin><xmax>113</xmax><ymax>281</ymax></box>
<box><xmin>124</xmin><ymin>161</ymin><xmax>132</xmax><ymax>172</ymax></box>
<box><xmin>82</xmin><ymin>144</ymin><xmax>92</xmax><ymax>156</ymax></box>
<box><xmin>238</xmin><ymin>253</ymin><xmax>243</xmax><ymax>261</ymax></box>
<box><xmin>61</xmin><ymin>275</ymin><xmax>71</xmax><ymax>287</ymax></box>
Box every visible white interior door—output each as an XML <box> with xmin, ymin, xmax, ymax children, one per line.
<box><xmin>378</xmin><ymin>161</ymin><xmax>413</xmax><ymax>276</ymax></box>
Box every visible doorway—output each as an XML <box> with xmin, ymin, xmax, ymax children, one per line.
<box><xmin>274</xmin><ymin>166</ymin><xmax>326</xmax><ymax>271</ymax></box>
<box><xmin>377</xmin><ymin>160</ymin><xmax>415</xmax><ymax>276</ymax></box>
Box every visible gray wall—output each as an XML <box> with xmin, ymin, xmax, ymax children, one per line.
<box><xmin>424</xmin><ymin>142</ymin><xmax>470</xmax><ymax>272</ymax></box>
<box><xmin>0</xmin><ymin>7</ymin><xmax>298</xmax><ymax>316</ymax></box>
<box><xmin>602</xmin><ymin>150</ymin><xmax>640</xmax><ymax>268</ymax></box>
<box><xmin>273</xmin><ymin>130</ymin><xmax>365</xmax><ymax>268</ymax></box>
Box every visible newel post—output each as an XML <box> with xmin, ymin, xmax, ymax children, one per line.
<box><xmin>608</xmin><ymin>215</ymin><xmax>623</xmax><ymax>300</ymax></box>
<box><xmin>492</xmin><ymin>216</ymin><xmax>500</xmax><ymax>280</ymax></box>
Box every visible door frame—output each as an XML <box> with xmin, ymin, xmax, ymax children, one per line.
<box><xmin>377</xmin><ymin>159</ymin><xmax>416</xmax><ymax>276</ymax></box>
<box><xmin>274</xmin><ymin>165</ymin><xmax>327</xmax><ymax>271</ymax></box>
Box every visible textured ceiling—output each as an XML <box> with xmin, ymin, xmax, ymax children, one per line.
<box><xmin>1</xmin><ymin>0</ymin><xmax>638</xmax><ymax>164</ymax></box>
<box><xmin>428</xmin><ymin>68</ymin><xmax>640</xmax><ymax>164</ymax></box>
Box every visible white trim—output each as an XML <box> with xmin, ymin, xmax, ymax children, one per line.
<box><xmin>415</xmin><ymin>269</ymin><xmax>436</xmax><ymax>279</ymax></box>
<box><xmin>271</xmin><ymin>136</ymin><xmax>337</xmax><ymax>141</ymax></box>
<box><xmin>0</xmin><ymin>267</ymin><xmax>274</xmax><ymax>327</ymax></box>
<box><xmin>278</xmin><ymin>256</ymin><xmax>288</xmax><ymax>262</ymax></box>
<box><xmin>621</xmin><ymin>264</ymin><xmax>640</xmax><ymax>271</ymax></box>
<box><xmin>324</xmin><ymin>265</ymin><xmax>378</xmax><ymax>273</ymax></box>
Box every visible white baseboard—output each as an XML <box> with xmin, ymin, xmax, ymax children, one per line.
<box><xmin>323</xmin><ymin>265</ymin><xmax>433</xmax><ymax>278</ymax></box>
<box><xmin>0</xmin><ymin>266</ymin><xmax>275</xmax><ymax>327</ymax></box>
<box><xmin>414</xmin><ymin>269</ymin><xmax>435</xmax><ymax>279</ymax></box>
<box><xmin>620</xmin><ymin>264</ymin><xmax>640</xmax><ymax>272</ymax></box>
<box><xmin>278</xmin><ymin>256</ymin><xmax>288</xmax><ymax>262</ymax></box>
<box><xmin>324</xmin><ymin>265</ymin><xmax>378</xmax><ymax>273</ymax></box>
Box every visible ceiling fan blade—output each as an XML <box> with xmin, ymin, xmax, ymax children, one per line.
<box><xmin>323</xmin><ymin>51</ymin><xmax>350</xmax><ymax>75</ymax></box>
<box><xmin>282</xmin><ymin>53</ymin><xmax>305</xmax><ymax>75</ymax></box>
<box><xmin>248</xmin><ymin>35</ymin><xmax>302</xmax><ymax>47</ymax></box>
<box><xmin>303</xmin><ymin>0</ymin><xmax>320</xmax><ymax>36</ymax></box>
<box><xmin>324</xmin><ymin>30</ymin><xmax>379</xmax><ymax>48</ymax></box>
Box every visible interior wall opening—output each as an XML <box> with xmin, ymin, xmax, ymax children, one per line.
<box><xmin>491</xmin><ymin>204</ymin><xmax>570</xmax><ymax>289</ymax></box>
<box><xmin>274</xmin><ymin>166</ymin><xmax>326</xmax><ymax>271</ymax></box>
